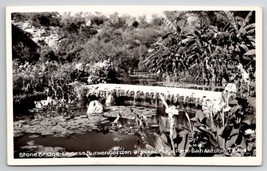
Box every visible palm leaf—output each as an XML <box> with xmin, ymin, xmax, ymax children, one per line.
<box><xmin>244</xmin><ymin>23</ymin><xmax>255</xmax><ymax>32</ymax></box>
<box><xmin>244</xmin><ymin>49</ymin><xmax>255</xmax><ymax>56</ymax></box>
<box><xmin>222</xmin><ymin>22</ymin><xmax>231</xmax><ymax>31</ymax></box>
<box><xmin>240</xmin><ymin>44</ymin><xmax>249</xmax><ymax>51</ymax></box>
<box><xmin>240</xmin><ymin>11</ymin><xmax>253</xmax><ymax>30</ymax></box>
<box><xmin>235</xmin><ymin>16</ymin><xmax>245</xmax><ymax>23</ymax></box>
<box><xmin>251</xmin><ymin>42</ymin><xmax>256</xmax><ymax>48</ymax></box>
<box><xmin>235</xmin><ymin>16</ymin><xmax>245</xmax><ymax>30</ymax></box>
<box><xmin>224</xmin><ymin>11</ymin><xmax>238</xmax><ymax>31</ymax></box>
<box><xmin>246</xmin><ymin>29</ymin><xmax>255</xmax><ymax>35</ymax></box>
<box><xmin>246</xmin><ymin>36</ymin><xmax>255</xmax><ymax>43</ymax></box>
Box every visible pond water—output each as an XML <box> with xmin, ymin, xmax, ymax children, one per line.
<box><xmin>14</xmin><ymin>105</ymin><xmax>165</xmax><ymax>158</ymax></box>
<box><xmin>15</xmin><ymin>132</ymin><xmax>140</xmax><ymax>157</ymax></box>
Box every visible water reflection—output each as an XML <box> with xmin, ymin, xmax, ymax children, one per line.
<box><xmin>14</xmin><ymin>106</ymin><xmax>166</xmax><ymax>158</ymax></box>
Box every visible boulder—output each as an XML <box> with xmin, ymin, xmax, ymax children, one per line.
<box><xmin>105</xmin><ymin>94</ymin><xmax>115</xmax><ymax>107</ymax></box>
<box><xmin>87</xmin><ymin>100</ymin><xmax>104</xmax><ymax>115</ymax></box>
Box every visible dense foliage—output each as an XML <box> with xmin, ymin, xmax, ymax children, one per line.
<box><xmin>142</xmin><ymin>11</ymin><xmax>256</xmax><ymax>90</ymax></box>
<box><xmin>12</xmin><ymin>12</ymin><xmax>168</xmax><ymax>114</ymax></box>
<box><xmin>12</xmin><ymin>10</ymin><xmax>256</xmax><ymax>111</ymax></box>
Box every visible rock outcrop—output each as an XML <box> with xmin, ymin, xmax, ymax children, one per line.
<box><xmin>105</xmin><ymin>94</ymin><xmax>115</xmax><ymax>107</ymax></box>
<box><xmin>86</xmin><ymin>100</ymin><xmax>104</xmax><ymax>115</ymax></box>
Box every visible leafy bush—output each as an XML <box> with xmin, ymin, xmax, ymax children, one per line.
<box><xmin>86</xmin><ymin>60</ymin><xmax>119</xmax><ymax>84</ymax></box>
<box><xmin>12</xmin><ymin>24</ymin><xmax>40</xmax><ymax>63</ymax></box>
<box><xmin>142</xmin><ymin>11</ymin><xmax>256</xmax><ymax>90</ymax></box>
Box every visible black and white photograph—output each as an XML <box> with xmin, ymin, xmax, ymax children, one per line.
<box><xmin>6</xmin><ymin>6</ymin><xmax>262</xmax><ymax>165</ymax></box>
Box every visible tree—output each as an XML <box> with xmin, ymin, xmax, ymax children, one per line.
<box><xmin>12</xmin><ymin>24</ymin><xmax>40</xmax><ymax>63</ymax></box>
<box><xmin>142</xmin><ymin>11</ymin><xmax>256</xmax><ymax>89</ymax></box>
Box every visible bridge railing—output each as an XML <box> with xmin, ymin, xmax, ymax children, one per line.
<box><xmin>83</xmin><ymin>83</ymin><xmax>223</xmax><ymax>103</ymax></box>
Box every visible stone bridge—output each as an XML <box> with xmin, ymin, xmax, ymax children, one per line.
<box><xmin>82</xmin><ymin>83</ymin><xmax>227</xmax><ymax>107</ymax></box>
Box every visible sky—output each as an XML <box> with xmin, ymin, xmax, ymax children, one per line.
<box><xmin>57</xmin><ymin>6</ymin><xmax>166</xmax><ymax>20</ymax></box>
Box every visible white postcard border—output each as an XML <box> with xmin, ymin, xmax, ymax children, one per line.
<box><xmin>6</xmin><ymin>5</ymin><xmax>263</xmax><ymax>166</ymax></box>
